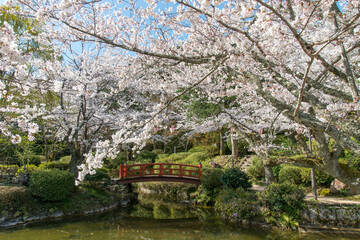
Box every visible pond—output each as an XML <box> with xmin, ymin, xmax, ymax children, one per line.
<box><xmin>0</xmin><ymin>194</ymin><xmax>358</xmax><ymax>240</ymax></box>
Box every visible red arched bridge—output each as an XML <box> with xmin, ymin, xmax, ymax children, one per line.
<box><xmin>118</xmin><ymin>163</ymin><xmax>202</xmax><ymax>185</ymax></box>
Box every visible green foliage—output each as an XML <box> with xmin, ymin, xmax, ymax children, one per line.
<box><xmin>183</xmin><ymin>152</ymin><xmax>209</xmax><ymax>165</ymax></box>
<box><xmin>0</xmin><ymin>186</ymin><xmax>31</xmax><ymax>210</ymax></box>
<box><xmin>29</xmin><ymin>155</ymin><xmax>46</xmax><ymax>166</ymax></box>
<box><xmin>272</xmin><ymin>135</ymin><xmax>298</xmax><ymax>156</ymax></box>
<box><xmin>152</xmin><ymin>149</ymin><xmax>164</xmax><ymax>155</ymax></box>
<box><xmin>0</xmin><ymin>5</ymin><xmax>56</xmax><ymax>61</ymax></box>
<box><xmin>39</xmin><ymin>161</ymin><xmax>69</xmax><ymax>171</ymax></box>
<box><xmin>220</xmin><ymin>168</ymin><xmax>252</xmax><ymax>190</ymax></box>
<box><xmin>0</xmin><ymin>164</ymin><xmax>19</xmax><ymax>175</ymax></box>
<box><xmin>278</xmin><ymin>165</ymin><xmax>303</xmax><ymax>185</ymax></box>
<box><xmin>226</xmin><ymin>138</ymin><xmax>250</xmax><ymax>157</ymax></box>
<box><xmin>17</xmin><ymin>164</ymin><xmax>39</xmax><ymax>175</ymax></box>
<box><xmin>186</xmin><ymin>99</ymin><xmax>222</xmax><ymax>121</ymax></box>
<box><xmin>188</xmin><ymin>145</ymin><xmax>218</xmax><ymax>157</ymax></box>
<box><xmin>278</xmin><ymin>165</ymin><xmax>334</xmax><ymax>187</ymax></box>
<box><xmin>59</xmin><ymin>155</ymin><xmax>71</xmax><ymax>163</ymax></box>
<box><xmin>247</xmin><ymin>156</ymin><xmax>265</xmax><ymax>181</ymax></box>
<box><xmin>192</xmin><ymin>186</ymin><xmax>219</xmax><ymax>205</ymax></box>
<box><xmin>83</xmin><ymin>168</ymin><xmax>111</xmax><ymax>188</ymax></box>
<box><xmin>215</xmin><ymin>188</ymin><xmax>259</xmax><ymax>220</ymax></box>
<box><xmin>156</xmin><ymin>152</ymin><xmax>191</xmax><ymax>163</ymax></box>
<box><xmin>136</xmin><ymin>150</ymin><xmax>158</xmax><ymax>163</ymax></box>
<box><xmin>260</xmin><ymin>182</ymin><xmax>305</xmax><ymax>229</ymax></box>
<box><xmin>29</xmin><ymin>169</ymin><xmax>75</xmax><ymax>201</ymax></box>
<box><xmin>201</xmin><ymin>168</ymin><xmax>224</xmax><ymax>191</ymax></box>
<box><xmin>104</xmin><ymin>152</ymin><xmax>127</xmax><ymax>169</ymax></box>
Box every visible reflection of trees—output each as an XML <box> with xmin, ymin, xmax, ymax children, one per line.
<box><xmin>130</xmin><ymin>193</ymin><xmax>213</xmax><ymax>220</ymax></box>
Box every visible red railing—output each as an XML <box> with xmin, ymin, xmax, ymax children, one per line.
<box><xmin>119</xmin><ymin>163</ymin><xmax>202</xmax><ymax>182</ymax></box>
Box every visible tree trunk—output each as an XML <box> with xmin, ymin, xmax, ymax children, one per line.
<box><xmin>231</xmin><ymin>135</ymin><xmax>238</xmax><ymax>158</ymax></box>
<box><xmin>68</xmin><ymin>145</ymin><xmax>85</xmax><ymax>178</ymax></box>
<box><xmin>264</xmin><ymin>164</ymin><xmax>275</xmax><ymax>185</ymax></box>
<box><xmin>220</xmin><ymin>129</ymin><xmax>225</xmax><ymax>156</ymax></box>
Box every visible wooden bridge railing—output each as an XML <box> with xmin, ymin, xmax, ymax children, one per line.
<box><xmin>119</xmin><ymin>163</ymin><xmax>202</xmax><ymax>183</ymax></box>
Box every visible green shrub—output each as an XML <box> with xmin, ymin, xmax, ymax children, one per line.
<box><xmin>247</xmin><ymin>156</ymin><xmax>265</xmax><ymax>181</ymax></box>
<box><xmin>0</xmin><ymin>165</ymin><xmax>19</xmax><ymax>175</ymax></box>
<box><xmin>188</xmin><ymin>145</ymin><xmax>218</xmax><ymax>157</ymax></box>
<box><xmin>158</xmin><ymin>152</ymin><xmax>191</xmax><ymax>163</ymax></box>
<box><xmin>279</xmin><ymin>165</ymin><xmax>334</xmax><ymax>187</ymax></box>
<box><xmin>0</xmin><ymin>186</ymin><xmax>31</xmax><ymax>209</ymax></box>
<box><xmin>29</xmin><ymin>155</ymin><xmax>46</xmax><ymax>166</ymax></box>
<box><xmin>152</xmin><ymin>149</ymin><xmax>164</xmax><ymax>155</ymax></box>
<box><xmin>39</xmin><ymin>161</ymin><xmax>69</xmax><ymax>170</ymax></box>
<box><xmin>17</xmin><ymin>164</ymin><xmax>39</xmax><ymax>175</ymax></box>
<box><xmin>136</xmin><ymin>150</ymin><xmax>158</xmax><ymax>163</ymax></box>
<box><xmin>260</xmin><ymin>182</ymin><xmax>305</xmax><ymax>229</ymax></box>
<box><xmin>183</xmin><ymin>152</ymin><xmax>208</xmax><ymax>165</ymax></box>
<box><xmin>59</xmin><ymin>155</ymin><xmax>71</xmax><ymax>163</ymax></box>
<box><xmin>104</xmin><ymin>152</ymin><xmax>127</xmax><ymax>169</ymax></box>
<box><xmin>29</xmin><ymin>169</ymin><xmax>75</xmax><ymax>201</ymax></box>
<box><xmin>278</xmin><ymin>165</ymin><xmax>303</xmax><ymax>185</ymax></box>
<box><xmin>192</xmin><ymin>186</ymin><xmax>219</xmax><ymax>206</ymax></box>
<box><xmin>83</xmin><ymin>168</ymin><xmax>111</xmax><ymax>187</ymax></box>
<box><xmin>220</xmin><ymin>168</ymin><xmax>252</xmax><ymax>190</ymax></box>
<box><xmin>215</xmin><ymin>188</ymin><xmax>259</xmax><ymax>220</ymax></box>
<box><xmin>201</xmin><ymin>168</ymin><xmax>224</xmax><ymax>191</ymax></box>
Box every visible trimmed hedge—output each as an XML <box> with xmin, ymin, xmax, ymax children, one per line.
<box><xmin>278</xmin><ymin>165</ymin><xmax>334</xmax><ymax>187</ymax></box>
<box><xmin>201</xmin><ymin>168</ymin><xmax>224</xmax><ymax>191</ymax></box>
<box><xmin>220</xmin><ymin>168</ymin><xmax>252</xmax><ymax>190</ymax></box>
<box><xmin>29</xmin><ymin>169</ymin><xmax>75</xmax><ymax>201</ymax></box>
<box><xmin>39</xmin><ymin>161</ymin><xmax>69</xmax><ymax>171</ymax></box>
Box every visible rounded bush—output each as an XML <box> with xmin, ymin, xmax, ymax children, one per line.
<box><xmin>201</xmin><ymin>168</ymin><xmax>224</xmax><ymax>191</ymax></box>
<box><xmin>39</xmin><ymin>161</ymin><xmax>69</xmax><ymax>171</ymax></box>
<box><xmin>279</xmin><ymin>165</ymin><xmax>334</xmax><ymax>187</ymax></box>
<box><xmin>247</xmin><ymin>156</ymin><xmax>265</xmax><ymax>181</ymax></box>
<box><xmin>183</xmin><ymin>152</ymin><xmax>208</xmax><ymax>165</ymax></box>
<box><xmin>220</xmin><ymin>168</ymin><xmax>252</xmax><ymax>190</ymax></box>
<box><xmin>188</xmin><ymin>145</ymin><xmax>218</xmax><ymax>157</ymax></box>
<box><xmin>29</xmin><ymin>169</ymin><xmax>75</xmax><ymax>201</ymax></box>
<box><xmin>260</xmin><ymin>182</ymin><xmax>305</xmax><ymax>229</ymax></box>
<box><xmin>278</xmin><ymin>165</ymin><xmax>303</xmax><ymax>185</ymax></box>
<box><xmin>59</xmin><ymin>155</ymin><xmax>71</xmax><ymax>163</ymax></box>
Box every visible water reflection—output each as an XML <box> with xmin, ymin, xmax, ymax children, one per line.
<box><xmin>0</xmin><ymin>193</ymin><xmax>358</xmax><ymax>240</ymax></box>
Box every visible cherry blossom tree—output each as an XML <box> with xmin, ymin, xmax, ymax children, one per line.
<box><xmin>12</xmin><ymin>0</ymin><xmax>360</xmax><ymax>188</ymax></box>
<box><xmin>0</xmin><ymin>5</ymin><xmax>52</xmax><ymax>146</ymax></box>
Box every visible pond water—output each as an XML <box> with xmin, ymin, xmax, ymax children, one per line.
<box><xmin>0</xmin><ymin>194</ymin><xmax>358</xmax><ymax>240</ymax></box>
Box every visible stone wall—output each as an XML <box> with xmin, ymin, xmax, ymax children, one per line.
<box><xmin>302</xmin><ymin>202</ymin><xmax>360</xmax><ymax>228</ymax></box>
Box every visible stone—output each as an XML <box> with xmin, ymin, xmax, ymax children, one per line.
<box><xmin>330</xmin><ymin>179</ymin><xmax>347</xmax><ymax>193</ymax></box>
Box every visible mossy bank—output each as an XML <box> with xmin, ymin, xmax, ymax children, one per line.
<box><xmin>0</xmin><ymin>184</ymin><xmax>135</xmax><ymax>228</ymax></box>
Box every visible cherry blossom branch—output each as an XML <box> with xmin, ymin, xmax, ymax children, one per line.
<box><xmin>294</xmin><ymin>56</ymin><xmax>314</xmax><ymax>117</ymax></box>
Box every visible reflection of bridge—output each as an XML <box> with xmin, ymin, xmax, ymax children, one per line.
<box><xmin>118</xmin><ymin>163</ymin><xmax>202</xmax><ymax>185</ymax></box>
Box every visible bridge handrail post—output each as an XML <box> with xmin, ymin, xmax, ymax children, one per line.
<box><xmin>119</xmin><ymin>163</ymin><xmax>123</xmax><ymax>179</ymax></box>
<box><xmin>179</xmin><ymin>165</ymin><xmax>183</xmax><ymax>178</ymax></box>
<box><xmin>159</xmin><ymin>163</ymin><xmax>163</xmax><ymax>177</ymax></box>
<box><xmin>198</xmin><ymin>162</ymin><xmax>202</xmax><ymax>179</ymax></box>
<box><xmin>124</xmin><ymin>163</ymin><xmax>127</xmax><ymax>179</ymax></box>
<box><xmin>140</xmin><ymin>164</ymin><xmax>144</xmax><ymax>177</ymax></box>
